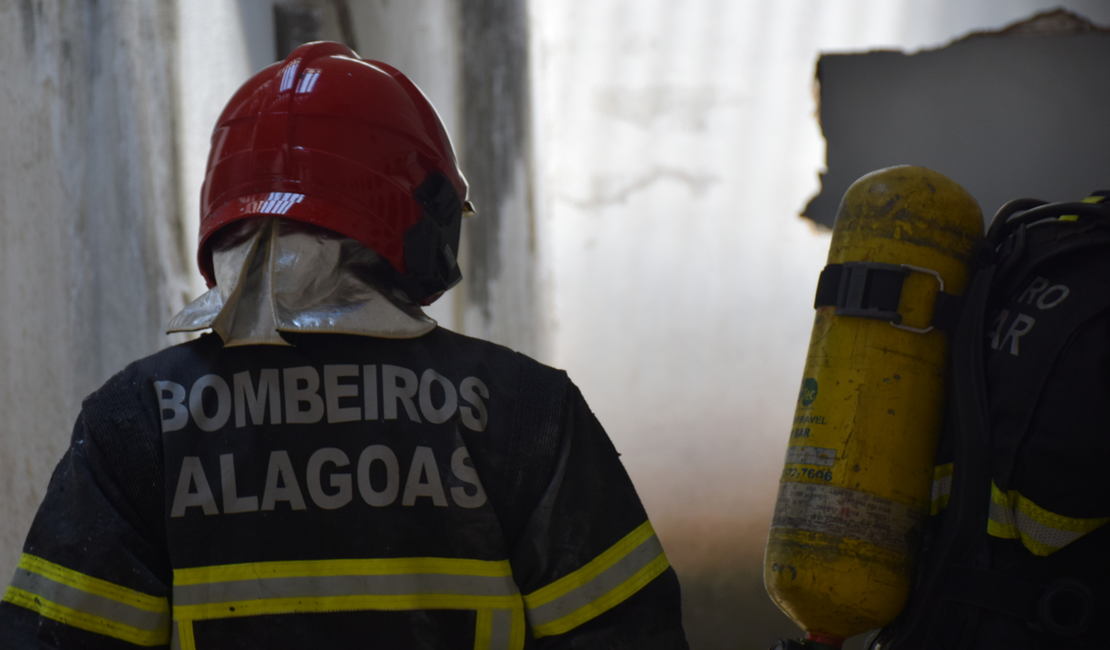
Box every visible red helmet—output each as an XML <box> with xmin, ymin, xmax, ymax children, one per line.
<box><xmin>199</xmin><ymin>41</ymin><xmax>468</xmax><ymax>305</ymax></box>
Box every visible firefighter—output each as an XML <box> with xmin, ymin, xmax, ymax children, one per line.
<box><xmin>872</xmin><ymin>191</ymin><xmax>1110</xmax><ymax>649</ymax></box>
<box><xmin>0</xmin><ymin>42</ymin><xmax>688</xmax><ymax>649</ymax></box>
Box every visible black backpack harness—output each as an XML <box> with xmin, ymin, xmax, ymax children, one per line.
<box><xmin>880</xmin><ymin>195</ymin><xmax>1110</xmax><ymax>649</ymax></box>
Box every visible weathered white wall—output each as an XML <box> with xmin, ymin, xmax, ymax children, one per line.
<box><xmin>0</xmin><ymin>0</ymin><xmax>188</xmax><ymax>585</ymax></box>
<box><xmin>341</xmin><ymin>0</ymin><xmax>542</xmax><ymax>357</ymax></box>
<box><xmin>343</xmin><ymin>0</ymin><xmax>466</xmax><ymax>333</ymax></box>
<box><xmin>530</xmin><ymin>0</ymin><xmax>1110</xmax><ymax>645</ymax></box>
<box><xmin>455</xmin><ymin>1</ymin><xmax>542</xmax><ymax>359</ymax></box>
<box><xmin>175</xmin><ymin>0</ymin><xmax>273</xmax><ymax>303</ymax></box>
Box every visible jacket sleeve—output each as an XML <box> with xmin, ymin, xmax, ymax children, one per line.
<box><xmin>0</xmin><ymin>411</ymin><xmax>172</xmax><ymax>649</ymax></box>
<box><xmin>512</xmin><ymin>383</ymin><xmax>688</xmax><ymax>649</ymax></box>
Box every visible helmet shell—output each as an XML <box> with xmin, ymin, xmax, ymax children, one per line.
<box><xmin>199</xmin><ymin>41</ymin><xmax>468</xmax><ymax>304</ymax></box>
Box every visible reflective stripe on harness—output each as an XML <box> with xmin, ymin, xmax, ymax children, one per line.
<box><xmin>931</xmin><ymin>462</ymin><xmax>954</xmax><ymax>516</ymax></box>
<box><xmin>987</xmin><ymin>482</ymin><xmax>1110</xmax><ymax>557</ymax></box>
<box><xmin>171</xmin><ymin>557</ymin><xmax>524</xmax><ymax>650</ymax></box>
<box><xmin>523</xmin><ymin>520</ymin><xmax>669</xmax><ymax>638</ymax></box>
<box><xmin>2</xmin><ymin>553</ymin><xmax>171</xmax><ymax>646</ymax></box>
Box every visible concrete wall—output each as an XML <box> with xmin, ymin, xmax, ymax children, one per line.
<box><xmin>350</xmin><ymin>0</ymin><xmax>547</xmax><ymax>358</ymax></box>
<box><xmin>175</xmin><ymin>0</ymin><xmax>277</xmax><ymax>304</ymax></box>
<box><xmin>456</xmin><ymin>0</ymin><xmax>543</xmax><ymax>358</ymax></box>
<box><xmin>0</xmin><ymin>0</ymin><xmax>188</xmax><ymax>586</ymax></box>
<box><xmin>807</xmin><ymin>11</ymin><xmax>1110</xmax><ymax>229</ymax></box>
<box><xmin>341</xmin><ymin>0</ymin><xmax>468</xmax><ymax>336</ymax></box>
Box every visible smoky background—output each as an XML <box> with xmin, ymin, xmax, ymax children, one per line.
<box><xmin>2</xmin><ymin>1</ymin><xmax>1108</xmax><ymax>647</ymax></box>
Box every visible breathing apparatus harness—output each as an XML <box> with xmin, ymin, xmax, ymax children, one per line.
<box><xmin>876</xmin><ymin>192</ymin><xmax>1110</xmax><ymax>649</ymax></box>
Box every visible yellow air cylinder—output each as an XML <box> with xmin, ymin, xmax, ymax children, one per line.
<box><xmin>764</xmin><ymin>166</ymin><xmax>983</xmax><ymax>647</ymax></box>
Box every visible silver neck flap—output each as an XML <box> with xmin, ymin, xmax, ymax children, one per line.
<box><xmin>167</xmin><ymin>218</ymin><xmax>436</xmax><ymax>346</ymax></box>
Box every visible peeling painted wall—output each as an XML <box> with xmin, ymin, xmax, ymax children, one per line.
<box><xmin>806</xmin><ymin>11</ymin><xmax>1110</xmax><ymax>229</ymax></box>
<box><xmin>0</xmin><ymin>0</ymin><xmax>188</xmax><ymax>586</ymax></box>
<box><xmin>457</xmin><ymin>0</ymin><xmax>543</xmax><ymax>359</ymax></box>
<box><xmin>341</xmin><ymin>0</ymin><xmax>466</xmax><ymax>334</ymax></box>
<box><xmin>175</xmin><ymin>0</ymin><xmax>275</xmax><ymax>305</ymax></box>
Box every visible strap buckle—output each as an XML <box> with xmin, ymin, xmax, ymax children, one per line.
<box><xmin>815</xmin><ymin>262</ymin><xmax>949</xmax><ymax>335</ymax></box>
<box><xmin>891</xmin><ymin>265</ymin><xmax>944</xmax><ymax>334</ymax></box>
<box><xmin>832</xmin><ymin>262</ymin><xmax>908</xmax><ymax>323</ymax></box>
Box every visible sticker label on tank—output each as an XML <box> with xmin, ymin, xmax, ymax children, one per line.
<box><xmin>784</xmin><ymin>446</ymin><xmax>836</xmax><ymax>467</ymax></box>
<box><xmin>770</xmin><ymin>482</ymin><xmax>925</xmax><ymax>554</ymax></box>
<box><xmin>786</xmin><ymin>368</ymin><xmax>863</xmax><ymax>486</ymax></box>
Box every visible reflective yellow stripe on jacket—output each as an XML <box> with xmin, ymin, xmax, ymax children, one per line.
<box><xmin>930</xmin><ymin>462</ymin><xmax>953</xmax><ymax>516</ymax></box>
<box><xmin>170</xmin><ymin>557</ymin><xmax>525</xmax><ymax>650</ymax></box>
<box><xmin>523</xmin><ymin>521</ymin><xmax>670</xmax><ymax>638</ymax></box>
<box><xmin>931</xmin><ymin>465</ymin><xmax>1108</xmax><ymax>556</ymax></box>
<box><xmin>2</xmin><ymin>554</ymin><xmax>170</xmax><ymax>646</ymax></box>
<box><xmin>988</xmin><ymin>482</ymin><xmax>1110</xmax><ymax>556</ymax></box>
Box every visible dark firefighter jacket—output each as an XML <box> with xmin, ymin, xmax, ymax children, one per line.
<box><xmin>879</xmin><ymin>194</ymin><xmax>1110</xmax><ymax>649</ymax></box>
<box><xmin>0</xmin><ymin>329</ymin><xmax>688</xmax><ymax>649</ymax></box>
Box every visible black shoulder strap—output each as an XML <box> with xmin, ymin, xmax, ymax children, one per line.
<box><xmin>884</xmin><ymin>264</ymin><xmax>998</xmax><ymax>649</ymax></box>
<box><xmin>500</xmin><ymin>356</ymin><xmax>568</xmax><ymax>548</ymax></box>
<box><xmin>80</xmin><ymin>371</ymin><xmax>166</xmax><ymax>546</ymax></box>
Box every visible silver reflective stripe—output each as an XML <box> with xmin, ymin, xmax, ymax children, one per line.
<box><xmin>174</xmin><ymin>572</ymin><xmax>518</xmax><ymax>606</ymax></box>
<box><xmin>931</xmin><ymin>474</ymin><xmax>951</xmax><ymax>502</ymax></box>
<box><xmin>489</xmin><ymin>608</ymin><xmax>514</xmax><ymax>650</ymax></box>
<box><xmin>9</xmin><ymin>569</ymin><xmax>169</xmax><ymax>633</ymax></box>
<box><xmin>1012</xmin><ymin>507</ymin><xmax>1085</xmax><ymax>549</ymax></box>
<box><xmin>988</xmin><ymin>495</ymin><xmax>1017</xmax><ymax>532</ymax></box>
<box><xmin>171</xmin><ymin>620</ymin><xmax>180</xmax><ymax>650</ymax></box>
<box><xmin>527</xmin><ymin>534</ymin><xmax>664</xmax><ymax>629</ymax></box>
<box><xmin>784</xmin><ymin>446</ymin><xmax>836</xmax><ymax>467</ymax></box>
